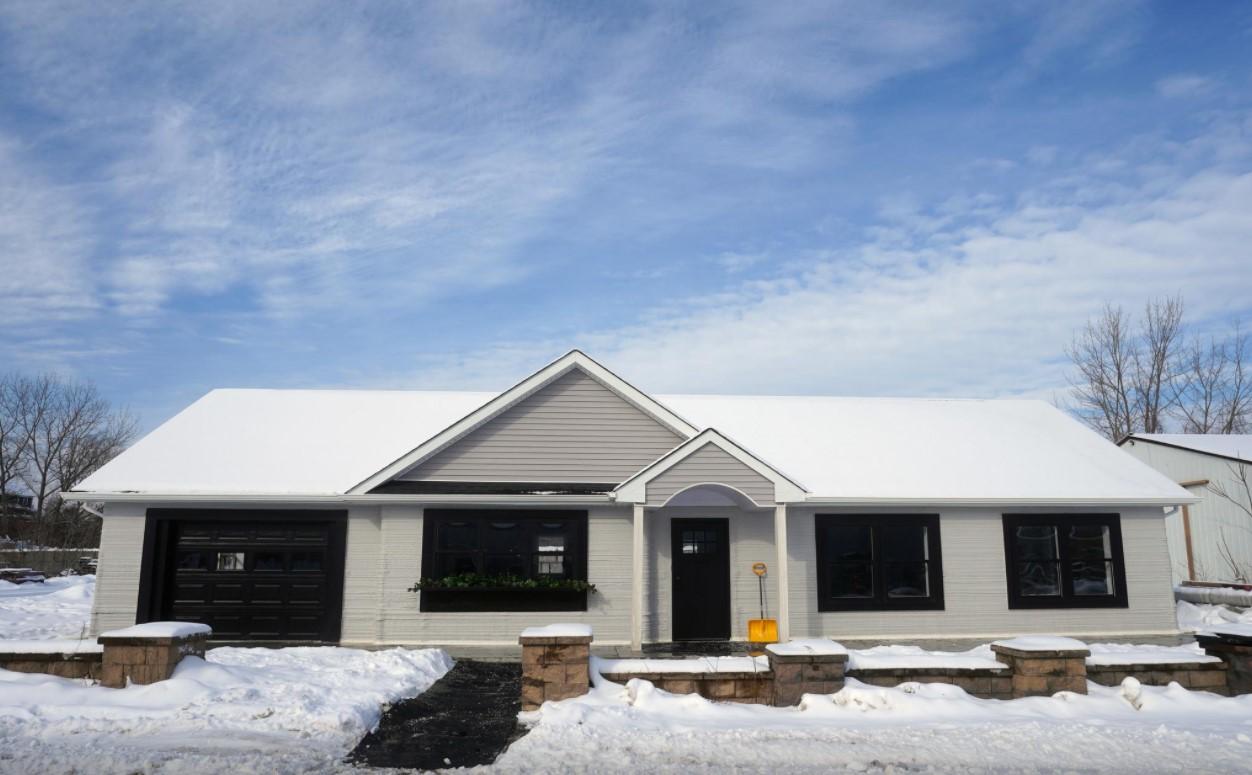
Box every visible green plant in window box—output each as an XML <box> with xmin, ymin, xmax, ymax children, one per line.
<box><xmin>408</xmin><ymin>573</ymin><xmax>596</xmax><ymax>593</ymax></box>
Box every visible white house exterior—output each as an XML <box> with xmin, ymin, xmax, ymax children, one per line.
<box><xmin>1119</xmin><ymin>434</ymin><xmax>1252</xmax><ymax>585</ymax></box>
<box><xmin>66</xmin><ymin>351</ymin><xmax>1194</xmax><ymax>648</ymax></box>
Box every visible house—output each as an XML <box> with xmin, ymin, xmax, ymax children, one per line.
<box><xmin>1118</xmin><ymin>434</ymin><xmax>1252</xmax><ymax>585</ymax></box>
<box><xmin>64</xmin><ymin>351</ymin><xmax>1195</xmax><ymax>648</ymax></box>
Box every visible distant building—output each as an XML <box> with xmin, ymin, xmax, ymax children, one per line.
<box><xmin>0</xmin><ymin>493</ymin><xmax>34</xmax><ymax>519</ymax></box>
<box><xmin>1119</xmin><ymin>434</ymin><xmax>1252</xmax><ymax>585</ymax></box>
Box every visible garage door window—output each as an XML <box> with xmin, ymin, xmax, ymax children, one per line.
<box><xmin>420</xmin><ymin>510</ymin><xmax>589</xmax><ymax>612</ymax></box>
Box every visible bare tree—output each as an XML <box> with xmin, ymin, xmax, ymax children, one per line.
<box><xmin>1068</xmin><ymin>298</ymin><xmax>1251</xmax><ymax>439</ymax></box>
<box><xmin>1</xmin><ymin>373</ymin><xmax>135</xmax><ymax>546</ymax></box>
<box><xmin>0</xmin><ymin>375</ymin><xmax>31</xmax><ymax>527</ymax></box>
<box><xmin>1067</xmin><ymin>299</ymin><xmax>1182</xmax><ymax>439</ymax></box>
<box><xmin>1135</xmin><ymin>296</ymin><xmax>1184</xmax><ymax>434</ymax></box>
<box><xmin>1068</xmin><ymin>304</ymin><xmax>1139</xmax><ymax>439</ymax></box>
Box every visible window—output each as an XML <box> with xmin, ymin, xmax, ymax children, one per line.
<box><xmin>1002</xmin><ymin>514</ymin><xmax>1128</xmax><ymax>609</ymax></box>
<box><xmin>420</xmin><ymin>510</ymin><xmax>589</xmax><ymax>612</ymax></box>
<box><xmin>814</xmin><ymin>515</ymin><xmax>944</xmax><ymax>611</ymax></box>
<box><xmin>216</xmin><ymin>552</ymin><xmax>245</xmax><ymax>571</ymax></box>
<box><xmin>680</xmin><ymin>528</ymin><xmax>719</xmax><ymax>555</ymax></box>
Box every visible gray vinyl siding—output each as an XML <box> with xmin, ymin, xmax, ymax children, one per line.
<box><xmin>340</xmin><ymin>506</ymin><xmax>383</xmax><ymax>643</ymax></box>
<box><xmin>357</xmin><ymin>504</ymin><xmax>635</xmax><ymax>646</ymax></box>
<box><xmin>785</xmin><ymin>506</ymin><xmax>1179</xmax><ymax>640</ymax></box>
<box><xmin>646</xmin><ymin>443</ymin><xmax>776</xmax><ymax>505</ymax></box>
<box><xmin>643</xmin><ymin>505</ymin><xmax>779</xmax><ymax>643</ymax></box>
<box><xmin>90</xmin><ymin>503</ymin><xmax>147</xmax><ymax>634</ymax></box>
<box><xmin>399</xmin><ymin>368</ymin><xmax>684</xmax><ymax>483</ymax></box>
<box><xmin>1121</xmin><ymin>440</ymin><xmax>1252</xmax><ymax>584</ymax></box>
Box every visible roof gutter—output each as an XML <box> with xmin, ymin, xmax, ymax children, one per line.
<box><xmin>60</xmin><ymin>491</ymin><xmax>616</xmax><ymax>507</ymax></box>
<box><xmin>63</xmin><ymin>491</ymin><xmax>1196</xmax><ymax>508</ymax></box>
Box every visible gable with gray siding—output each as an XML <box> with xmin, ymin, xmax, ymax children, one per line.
<box><xmin>646</xmin><ymin>442</ymin><xmax>776</xmax><ymax>505</ymax></box>
<box><xmin>399</xmin><ymin>367</ymin><xmax>685</xmax><ymax>483</ymax></box>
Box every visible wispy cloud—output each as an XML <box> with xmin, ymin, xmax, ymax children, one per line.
<box><xmin>1156</xmin><ymin>74</ymin><xmax>1216</xmax><ymax>98</ymax></box>
<box><xmin>400</xmin><ymin>115</ymin><xmax>1252</xmax><ymax>399</ymax></box>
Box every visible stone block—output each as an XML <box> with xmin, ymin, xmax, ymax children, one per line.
<box><xmin>1187</xmin><ymin>669</ymin><xmax>1228</xmax><ymax>690</ymax></box>
<box><xmin>703</xmin><ymin>679</ymin><xmax>736</xmax><ymax>699</ymax></box>
<box><xmin>564</xmin><ymin>662</ymin><xmax>588</xmax><ymax>686</ymax></box>
<box><xmin>773</xmin><ymin>663</ymin><xmax>803</xmax><ymax>684</ymax></box>
<box><xmin>521</xmin><ymin>681</ymin><xmax>544</xmax><ymax>711</ymax></box>
<box><xmin>659</xmin><ymin>679</ymin><xmax>696</xmax><ymax>695</ymax></box>
<box><xmin>540</xmin><ymin>663</ymin><xmax>565</xmax><ymax>685</ymax></box>
<box><xmin>1012</xmin><ymin>675</ymin><xmax>1049</xmax><ymax>696</ymax></box>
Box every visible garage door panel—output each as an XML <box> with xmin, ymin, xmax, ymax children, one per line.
<box><xmin>151</xmin><ymin>513</ymin><xmax>345</xmax><ymax>642</ymax></box>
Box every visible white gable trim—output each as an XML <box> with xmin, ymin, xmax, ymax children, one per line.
<box><xmin>614</xmin><ymin>429</ymin><xmax>808</xmax><ymax>504</ymax></box>
<box><xmin>347</xmin><ymin>350</ymin><xmax>700</xmax><ymax>494</ymax></box>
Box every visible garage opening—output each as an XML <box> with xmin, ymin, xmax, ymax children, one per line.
<box><xmin>139</xmin><ymin>509</ymin><xmax>347</xmax><ymax>643</ymax></box>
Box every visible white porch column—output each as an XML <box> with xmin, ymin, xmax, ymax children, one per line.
<box><xmin>631</xmin><ymin>503</ymin><xmax>645</xmax><ymax>652</ymax></box>
<box><xmin>774</xmin><ymin>503</ymin><xmax>790</xmax><ymax>642</ymax></box>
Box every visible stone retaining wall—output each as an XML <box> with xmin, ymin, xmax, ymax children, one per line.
<box><xmin>521</xmin><ymin>628</ymin><xmax>1252</xmax><ymax>709</ymax></box>
<box><xmin>846</xmin><ymin>667</ymin><xmax>1013</xmax><ymax>700</ymax></box>
<box><xmin>598</xmin><ymin>670</ymin><xmax>774</xmax><ymax>704</ymax></box>
<box><xmin>0</xmin><ymin>650</ymin><xmax>102</xmax><ymax>680</ymax></box>
<box><xmin>1086</xmin><ymin>661</ymin><xmax>1229</xmax><ymax>694</ymax></box>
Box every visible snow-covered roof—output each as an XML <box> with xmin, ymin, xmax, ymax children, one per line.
<box><xmin>75</xmin><ymin>388</ymin><xmax>493</xmax><ymax>495</ymax></box>
<box><xmin>74</xmin><ymin>378</ymin><xmax>1193</xmax><ymax>505</ymax></box>
<box><xmin>1124</xmin><ymin>433</ymin><xmax>1252</xmax><ymax>464</ymax></box>
<box><xmin>660</xmin><ymin>394</ymin><xmax>1191</xmax><ymax>504</ymax></box>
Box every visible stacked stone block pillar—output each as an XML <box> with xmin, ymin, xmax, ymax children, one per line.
<box><xmin>991</xmin><ymin>637</ymin><xmax>1089</xmax><ymax>698</ymax></box>
<box><xmin>98</xmin><ymin>627</ymin><xmax>210</xmax><ymax>689</ymax></box>
<box><xmin>1197</xmin><ymin>629</ymin><xmax>1252</xmax><ymax>696</ymax></box>
<box><xmin>519</xmin><ymin>626</ymin><xmax>593</xmax><ymax>711</ymax></box>
<box><xmin>766</xmin><ymin>639</ymin><xmax>848</xmax><ymax>706</ymax></box>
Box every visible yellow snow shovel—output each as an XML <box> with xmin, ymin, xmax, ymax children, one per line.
<box><xmin>747</xmin><ymin>562</ymin><xmax>778</xmax><ymax>644</ymax></box>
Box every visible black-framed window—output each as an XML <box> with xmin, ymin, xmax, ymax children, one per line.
<box><xmin>420</xmin><ymin>509</ymin><xmax>588</xmax><ymax>612</ymax></box>
<box><xmin>815</xmin><ymin>514</ymin><xmax>944</xmax><ymax>611</ymax></box>
<box><xmin>1002</xmin><ymin>514</ymin><xmax>1128</xmax><ymax>609</ymax></box>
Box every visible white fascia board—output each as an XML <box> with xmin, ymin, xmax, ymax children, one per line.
<box><xmin>615</xmin><ymin>428</ymin><xmax>808</xmax><ymax>504</ymax></box>
<box><xmin>61</xmin><ymin>491</ymin><xmax>615</xmax><ymax>506</ymax></box>
<box><xmin>346</xmin><ymin>350</ymin><xmax>700</xmax><ymax>495</ymax></box>
<box><xmin>797</xmin><ymin>496</ymin><xmax>1201</xmax><ymax>508</ymax></box>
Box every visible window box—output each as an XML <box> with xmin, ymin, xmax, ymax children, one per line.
<box><xmin>420</xmin><ymin>586</ymin><xmax>588</xmax><ymax>613</ymax></box>
<box><xmin>1002</xmin><ymin>514</ymin><xmax>1128</xmax><ymax>609</ymax></box>
<box><xmin>419</xmin><ymin>509</ymin><xmax>590</xmax><ymax>613</ymax></box>
<box><xmin>814</xmin><ymin>514</ymin><xmax>944</xmax><ymax>612</ymax></box>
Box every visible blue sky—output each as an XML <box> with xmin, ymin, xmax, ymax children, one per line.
<box><xmin>2</xmin><ymin>0</ymin><xmax>1251</xmax><ymax>433</ymax></box>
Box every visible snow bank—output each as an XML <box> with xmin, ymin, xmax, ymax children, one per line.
<box><xmin>1085</xmin><ymin>642</ymin><xmax>1220</xmax><ymax>665</ymax></box>
<box><xmin>98</xmin><ymin>621</ymin><xmax>212</xmax><ymax>639</ymax></box>
<box><xmin>1176</xmin><ymin>599</ymin><xmax>1252</xmax><ymax>632</ymax></box>
<box><xmin>520</xmin><ymin>623</ymin><xmax>593</xmax><ymax>639</ymax></box>
<box><xmin>595</xmin><ymin>656</ymin><xmax>769</xmax><ymax>675</ymax></box>
<box><xmin>0</xmin><ymin>645</ymin><xmax>453</xmax><ymax>774</ymax></box>
<box><xmin>0</xmin><ymin>639</ymin><xmax>102</xmax><ymax>654</ymax></box>
<box><xmin>0</xmin><ymin>575</ymin><xmax>94</xmax><ymax>641</ymax></box>
<box><xmin>499</xmin><ymin>675</ymin><xmax>1252</xmax><ymax>773</ymax></box>
<box><xmin>766</xmin><ymin>638</ymin><xmax>847</xmax><ymax>657</ymax></box>
<box><xmin>847</xmin><ymin>644</ymin><xmax>1004</xmax><ymax>670</ymax></box>
<box><xmin>991</xmin><ymin>635</ymin><xmax>1088</xmax><ymax>652</ymax></box>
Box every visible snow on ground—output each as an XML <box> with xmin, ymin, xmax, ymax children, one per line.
<box><xmin>1177</xmin><ymin>599</ymin><xmax>1252</xmax><ymax>632</ymax></box>
<box><xmin>0</xmin><ymin>645</ymin><xmax>453</xmax><ymax>774</ymax></box>
<box><xmin>0</xmin><ymin>575</ymin><xmax>94</xmax><ymax>641</ymax></box>
<box><xmin>492</xmin><ymin>677</ymin><xmax>1252</xmax><ymax>774</ymax></box>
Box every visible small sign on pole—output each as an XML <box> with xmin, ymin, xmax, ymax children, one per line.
<box><xmin>752</xmin><ymin>562</ymin><xmax>767</xmax><ymax>577</ymax></box>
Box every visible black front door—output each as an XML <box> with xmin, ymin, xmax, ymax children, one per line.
<box><xmin>671</xmin><ymin>518</ymin><xmax>731</xmax><ymax>641</ymax></box>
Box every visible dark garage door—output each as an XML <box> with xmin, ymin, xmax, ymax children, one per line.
<box><xmin>142</xmin><ymin>511</ymin><xmax>347</xmax><ymax>642</ymax></box>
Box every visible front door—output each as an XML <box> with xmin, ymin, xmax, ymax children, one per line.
<box><xmin>671</xmin><ymin>518</ymin><xmax>731</xmax><ymax>641</ymax></box>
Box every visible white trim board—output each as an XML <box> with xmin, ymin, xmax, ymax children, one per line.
<box><xmin>614</xmin><ymin>428</ymin><xmax>808</xmax><ymax>504</ymax></box>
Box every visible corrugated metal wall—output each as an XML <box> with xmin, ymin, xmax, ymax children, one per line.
<box><xmin>1121</xmin><ymin>440</ymin><xmax>1252</xmax><ymax>584</ymax></box>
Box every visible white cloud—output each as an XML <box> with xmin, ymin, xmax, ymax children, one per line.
<box><xmin>398</xmin><ymin>119</ymin><xmax>1252</xmax><ymax>400</ymax></box>
<box><xmin>1156</xmin><ymin>74</ymin><xmax>1216</xmax><ymax>99</ymax></box>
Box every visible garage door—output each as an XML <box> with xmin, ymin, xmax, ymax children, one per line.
<box><xmin>144</xmin><ymin>511</ymin><xmax>346</xmax><ymax>642</ymax></box>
